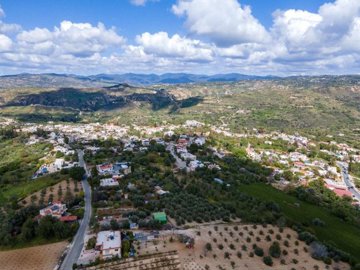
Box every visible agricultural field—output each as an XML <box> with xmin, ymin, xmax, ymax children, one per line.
<box><xmin>21</xmin><ymin>179</ymin><xmax>83</xmax><ymax>207</ymax></box>
<box><xmin>133</xmin><ymin>224</ymin><xmax>348</xmax><ymax>270</ymax></box>
<box><xmin>0</xmin><ymin>241</ymin><xmax>67</xmax><ymax>270</ymax></box>
<box><xmin>239</xmin><ymin>183</ymin><xmax>360</xmax><ymax>260</ymax></box>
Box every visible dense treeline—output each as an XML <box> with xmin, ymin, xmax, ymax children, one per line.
<box><xmin>0</xmin><ymin>205</ymin><xmax>78</xmax><ymax>246</ymax></box>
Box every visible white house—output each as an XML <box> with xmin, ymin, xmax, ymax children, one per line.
<box><xmin>100</xmin><ymin>178</ymin><xmax>119</xmax><ymax>187</ymax></box>
<box><xmin>39</xmin><ymin>201</ymin><xmax>67</xmax><ymax>218</ymax></box>
<box><xmin>96</xmin><ymin>231</ymin><xmax>122</xmax><ymax>259</ymax></box>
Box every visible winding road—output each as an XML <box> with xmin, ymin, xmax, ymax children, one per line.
<box><xmin>338</xmin><ymin>161</ymin><xmax>360</xmax><ymax>201</ymax></box>
<box><xmin>60</xmin><ymin>150</ymin><xmax>92</xmax><ymax>270</ymax></box>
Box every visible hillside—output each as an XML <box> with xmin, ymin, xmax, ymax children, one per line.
<box><xmin>0</xmin><ymin>74</ymin><xmax>359</xmax><ymax>146</ymax></box>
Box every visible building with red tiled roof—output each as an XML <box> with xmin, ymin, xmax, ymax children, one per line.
<box><xmin>59</xmin><ymin>215</ymin><xmax>78</xmax><ymax>222</ymax></box>
<box><xmin>325</xmin><ymin>184</ymin><xmax>353</xmax><ymax>198</ymax></box>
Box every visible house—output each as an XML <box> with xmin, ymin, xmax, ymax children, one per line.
<box><xmin>54</xmin><ymin>158</ymin><xmax>65</xmax><ymax>170</ymax></box>
<box><xmin>180</xmin><ymin>152</ymin><xmax>196</xmax><ymax>161</ymax></box>
<box><xmin>59</xmin><ymin>215</ymin><xmax>78</xmax><ymax>223</ymax></box>
<box><xmin>97</xmin><ymin>163</ymin><xmax>114</xmax><ymax>175</ymax></box>
<box><xmin>325</xmin><ymin>184</ymin><xmax>353</xmax><ymax>198</ymax></box>
<box><xmin>96</xmin><ymin>231</ymin><xmax>122</xmax><ymax>259</ymax></box>
<box><xmin>155</xmin><ymin>186</ymin><xmax>169</xmax><ymax>196</ymax></box>
<box><xmin>39</xmin><ymin>201</ymin><xmax>67</xmax><ymax>218</ymax></box>
<box><xmin>153</xmin><ymin>212</ymin><xmax>167</xmax><ymax>224</ymax></box>
<box><xmin>100</xmin><ymin>178</ymin><xmax>119</xmax><ymax>187</ymax></box>
<box><xmin>188</xmin><ymin>160</ymin><xmax>204</xmax><ymax>171</ymax></box>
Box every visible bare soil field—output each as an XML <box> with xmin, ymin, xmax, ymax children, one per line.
<box><xmin>135</xmin><ymin>224</ymin><xmax>350</xmax><ymax>270</ymax></box>
<box><xmin>0</xmin><ymin>241</ymin><xmax>67</xmax><ymax>270</ymax></box>
<box><xmin>79</xmin><ymin>251</ymin><xmax>181</xmax><ymax>270</ymax></box>
<box><xmin>22</xmin><ymin>179</ymin><xmax>82</xmax><ymax>206</ymax></box>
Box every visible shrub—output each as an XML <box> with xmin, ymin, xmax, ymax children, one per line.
<box><xmin>269</xmin><ymin>241</ymin><xmax>281</xmax><ymax>258</ymax></box>
<box><xmin>254</xmin><ymin>247</ymin><xmax>264</xmax><ymax>257</ymax></box>
<box><xmin>237</xmin><ymin>252</ymin><xmax>242</xmax><ymax>258</ymax></box>
<box><xmin>298</xmin><ymin>231</ymin><xmax>316</xmax><ymax>245</ymax></box>
<box><xmin>263</xmin><ymin>256</ymin><xmax>273</xmax><ymax>266</ymax></box>
<box><xmin>323</xmin><ymin>257</ymin><xmax>332</xmax><ymax>265</ymax></box>
<box><xmin>205</xmin><ymin>243</ymin><xmax>212</xmax><ymax>252</ymax></box>
<box><xmin>218</xmin><ymin>244</ymin><xmax>224</xmax><ymax>250</ymax></box>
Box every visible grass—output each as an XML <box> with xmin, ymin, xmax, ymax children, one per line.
<box><xmin>0</xmin><ymin>173</ymin><xmax>67</xmax><ymax>205</ymax></box>
<box><xmin>239</xmin><ymin>183</ymin><xmax>360</xmax><ymax>261</ymax></box>
<box><xmin>0</xmin><ymin>138</ymin><xmax>68</xmax><ymax>205</ymax></box>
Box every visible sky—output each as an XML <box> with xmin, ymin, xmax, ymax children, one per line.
<box><xmin>0</xmin><ymin>0</ymin><xmax>359</xmax><ymax>75</ymax></box>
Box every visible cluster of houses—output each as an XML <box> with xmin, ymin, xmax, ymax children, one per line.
<box><xmin>97</xmin><ymin>162</ymin><xmax>132</xmax><ymax>187</ymax></box>
<box><xmin>243</xmin><ymin>135</ymin><xmax>360</xmax><ymax>202</ymax></box>
<box><xmin>28</xmin><ymin>131</ymin><xmax>79</xmax><ymax>179</ymax></box>
<box><xmin>173</xmin><ymin>134</ymin><xmax>221</xmax><ymax>172</ymax></box>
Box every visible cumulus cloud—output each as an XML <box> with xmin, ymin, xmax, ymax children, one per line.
<box><xmin>16</xmin><ymin>21</ymin><xmax>124</xmax><ymax>57</ymax></box>
<box><xmin>0</xmin><ymin>34</ymin><xmax>12</xmax><ymax>51</ymax></box>
<box><xmin>135</xmin><ymin>32</ymin><xmax>214</xmax><ymax>61</ymax></box>
<box><xmin>172</xmin><ymin>0</ymin><xmax>270</xmax><ymax>46</ymax></box>
<box><xmin>1</xmin><ymin>0</ymin><xmax>360</xmax><ymax>75</ymax></box>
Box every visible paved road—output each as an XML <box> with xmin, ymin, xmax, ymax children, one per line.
<box><xmin>166</xmin><ymin>143</ymin><xmax>187</xmax><ymax>170</ymax></box>
<box><xmin>338</xmin><ymin>162</ymin><xmax>360</xmax><ymax>201</ymax></box>
<box><xmin>60</xmin><ymin>150</ymin><xmax>92</xmax><ymax>270</ymax></box>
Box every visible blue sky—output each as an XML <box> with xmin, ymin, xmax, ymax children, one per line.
<box><xmin>1</xmin><ymin>0</ymin><xmax>329</xmax><ymax>38</ymax></box>
<box><xmin>0</xmin><ymin>0</ymin><xmax>359</xmax><ymax>75</ymax></box>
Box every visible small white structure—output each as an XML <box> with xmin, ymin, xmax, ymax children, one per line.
<box><xmin>194</xmin><ymin>137</ymin><xmax>206</xmax><ymax>146</ymax></box>
<box><xmin>54</xmin><ymin>158</ymin><xmax>65</xmax><ymax>170</ymax></box>
<box><xmin>96</xmin><ymin>231</ymin><xmax>122</xmax><ymax>259</ymax></box>
<box><xmin>100</xmin><ymin>178</ymin><xmax>119</xmax><ymax>187</ymax></box>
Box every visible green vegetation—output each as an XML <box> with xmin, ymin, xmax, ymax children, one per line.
<box><xmin>239</xmin><ymin>183</ymin><xmax>360</xmax><ymax>261</ymax></box>
<box><xmin>0</xmin><ymin>132</ymin><xmax>58</xmax><ymax>205</ymax></box>
<box><xmin>349</xmin><ymin>162</ymin><xmax>360</xmax><ymax>178</ymax></box>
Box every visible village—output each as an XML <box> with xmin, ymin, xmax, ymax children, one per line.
<box><xmin>1</xmin><ymin>117</ymin><xmax>360</xmax><ymax>269</ymax></box>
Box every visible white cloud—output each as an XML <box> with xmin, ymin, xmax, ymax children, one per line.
<box><xmin>16</xmin><ymin>21</ymin><xmax>124</xmax><ymax>57</ymax></box>
<box><xmin>130</xmin><ymin>0</ymin><xmax>158</xmax><ymax>6</ymax></box>
<box><xmin>342</xmin><ymin>17</ymin><xmax>360</xmax><ymax>52</ymax></box>
<box><xmin>1</xmin><ymin>0</ymin><xmax>360</xmax><ymax>75</ymax></box>
<box><xmin>172</xmin><ymin>0</ymin><xmax>270</xmax><ymax>46</ymax></box>
<box><xmin>135</xmin><ymin>31</ymin><xmax>214</xmax><ymax>61</ymax></box>
<box><xmin>131</xmin><ymin>0</ymin><xmax>147</xmax><ymax>6</ymax></box>
<box><xmin>271</xmin><ymin>9</ymin><xmax>322</xmax><ymax>48</ymax></box>
<box><xmin>0</xmin><ymin>34</ymin><xmax>12</xmax><ymax>51</ymax></box>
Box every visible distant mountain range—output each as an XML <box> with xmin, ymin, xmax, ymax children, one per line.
<box><xmin>89</xmin><ymin>73</ymin><xmax>277</xmax><ymax>85</ymax></box>
<box><xmin>0</xmin><ymin>73</ymin><xmax>277</xmax><ymax>88</ymax></box>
